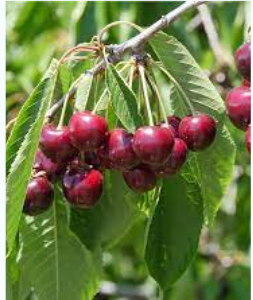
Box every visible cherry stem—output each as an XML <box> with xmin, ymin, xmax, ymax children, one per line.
<box><xmin>154</xmin><ymin>62</ymin><xmax>195</xmax><ymax>115</ymax></box>
<box><xmin>92</xmin><ymin>89</ymin><xmax>108</xmax><ymax>114</ymax></box>
<box><xmin>58</xmin><ymin>44</ymin><xmax>98</xmax><ymax>66</ymax></box>
<box><xmin>145</xmin><ymin>70</ymin><xmax>168</xmax><ymax>125</ymax></box>
<box><xmin>57</xmin><ymin>76</ymin><xmax>82</xmax><ymax>129</ymax></box>
<box><xmin>139</xmin><ymin>64</ymin><xmax>154</xmax><ymax>126</ymax></box>
<box><xmin>128</xmin><ymin>65</ymin><xmax>135</xmax><ymax>89</ymax></box>
<box><xmin>98</xmin><ymin>21</ymin><xmax>142</xmax><ymax>45</ymax></box>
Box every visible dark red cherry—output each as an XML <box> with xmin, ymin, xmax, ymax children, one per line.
<box><xmin>108</xmin><ymin>128</ymin><xmax>139</xmax><ymax>169</ymax></box>
<box><xmin>246</xmin><ymin>125</ymin><xmax>251</xmax><ymax>154</ymax></box>
<box><xmin>161</xmin><ymin>115</ymin><xmax>181</xmax><ymax>137</ymax></box>
<box><xmin>235</xmin><ymin>42</ymin><xmax>251</xmax><ymax>80</ymax></box>
<box><xmin>123</xmin><ymin>166</ymin><xmax>156</xmax><ymax>193</ymax></box>
<box><xmin>62</xmin><ymin>169</ymin><xmax>103</xmax><ymax>208</ymax></box>
<box><xmin>242</xmin><ymin>78</ymin><xmax>251</xmax><ymax>88</ymax></box>
<box><xmin>23</xmin><ymin>176</ymin><xmax>54</xmax><ymax>216</ymax></box>
<box><xmin>98</xmin><ymin>144</ymin><xmax>113</xmax><ymax>170</ymax></box>
<box><xmin>132</xmin><ymin>126</ymin><xmax>174</xmax><ymax>166</ymax></box>
<box><xmin>226</xmin><ymin>86</ymin><xmax>251</xmax><ymax>131</ymax></box>
<box><xmin>153</xmin><ymin>138</ymin><xmax>188</xmax><ymax>177</ymax></box>
<box><xmin>179</xmin><ymin>114</ymin><xmax>216</xmax><ymax>151</ymax></box>
<box><xmin>40</xmin><ymin>124</ymin><xmax>77</xmax><ymax>163</ymax></box>
<box><xmin>34</xmin><ymin>149</ymin><xmax>66</xmax><ymax>181</ymax></box>
<box><xmin>69</xmin><ymin>111</ymin><xmax>108</xmax><ymax>151</ymax></box>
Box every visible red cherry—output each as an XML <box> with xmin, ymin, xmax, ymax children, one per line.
<box><xmin>132</xmin><ymin>126</ymin><xmax>174</xmax><ymax>166</ymax></box>
<box><xmin>62</xmin><ymin>169</ymin><xmax>103</xmax><ymax>208</ymax></box>
<box><xmin>69</xmin><ymin>111</ymin><xmax>108</xmax><ymax>151</ymax></box>
<box><xmin>179</xmin><ymin>114</ymin><xmax>216</xmax><ymax>151</ymax></box>
<box><xmin>23</xmin><ymin>176</ymin><xmax>54</xmax><ymax>216</ymax></box>
<box><xmin>39</xmin><ymin>124</ymin><xmax>77</xmax><ymax>163</ymax></box>
<box><xmin>246</xmin><ymin>125</ymin><xmax>251</xmax><ymax>154</ymax></box>
<box><xmin>234</xmin><ymin>42</ymin><xmax>251</xmax><ymax>80</ymax></box>
<box><xmin>123</xmin><ymin>166</ymin><xmax>156</xmax><ymax>193</ymax></box>
<box><xmin>34</xmin><ymin>150</ymin><xmax>66</xmax><ymax>181</ymax></box>
<box><xmin>108</xmin><ymin>128</ymin><xmax>139</xmax><ymax>169</ymax></box>
<box><xmin>242</xmin><ymin>79</ymin><xmax>251</xmax><ymax>88</ymax></box>
<box><xmin>161</xmin><ymin>115</ymin><xmax>181</xmax><ymax>137</ymax></box>
<box><xmin>153</xmin><ymin>138</ymin><xmax>188</xmax><ymax>177</ymax></box>
<box><xmin>226</xmin><ymin>86</ymin><xmax>251</xmax><ymax>131</ymax></box>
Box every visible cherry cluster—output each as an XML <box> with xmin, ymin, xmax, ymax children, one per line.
<box><xmin>225</xmin><ymin>40</ymin><xmax>251</xmax><ymax>153</ymax></box>
<box><xmin>24</xmin><ymin>111</ymin><xmax>217</xmax><ymax>216</ymax></box>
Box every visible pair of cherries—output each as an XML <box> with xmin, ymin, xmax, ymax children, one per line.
<box><xmin>225</xmin><ymin>41</ymin><xmax>251</xmax><ymax>153</ymax></box>
<box><xmin>24</xmin><ymin>110</ymin><xmax>217</xmax><ymax>216</ymax></box>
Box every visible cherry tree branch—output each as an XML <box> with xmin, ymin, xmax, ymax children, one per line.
<box><xmin>46</xmin><ymin>0</ymin><xmax>207</xmax><ymax>120</ymax></box>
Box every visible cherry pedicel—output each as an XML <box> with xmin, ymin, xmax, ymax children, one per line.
<box><xmin>40</xmin><ymin>124</ymin><xmax>77</xmax><ymax>163</ymax></box>
<box><xmin>234</xmin><ymin>42</ymin><xmax>251</xmax><ymax>81</ymax></box>
<box><xmin>123</xmin><ymin>165</ymin><xmax>157</xmax><ymax>193</ymax></box>
<box><xmin>179</xmin><ymin>114</ymin><xmax>216</xmax><ymax>151</ymax></box>
<box><xmin>108</xmin><ymin>128</ymin><xmax>139</xmax><ymax>169</ymax></box>
<box><xmin>69</xmin><ymin>111</ymin><xmax>108</xmax><ymax>151</ymax></box>
<box><xmin>34</xmin><ymin>149</ymin><xmax>66</xmax><ymax>182</ymax></box>
<box><xmin>23</xmin><ymin>176</ymin><xmax>54</xmax><ymax>216</ymax></box>
<box><xmin>225</xmin><ymin>86</ymin><xmax>251</xmax><ymax>131</ymax></box>
<box><xmin>62</xmin><ymin>168</ymin><xmax>103</xmax><ymax>208</ymax></box>
<box><xmin>132</xmin><ymin>126</ymin><xmax>174</xmax><ymax>166</ymax></box>
<box><xmin>154</xmin><ymin>138</ymin><xmax>188</xmax><ymax>177</ymax></box>
<box><xmin>245</xmin><ymin>125</ymin><xmax>251</xmax><ymax>154</ymax></box>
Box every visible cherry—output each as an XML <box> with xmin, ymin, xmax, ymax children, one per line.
<box><xmin>161</xmin><ymin>115</ymin><xmax>181</xmax><ymax>137</ymax></box>
<box><xmin>225</xmin><ymin>86</ymin><xmax>251</xmax><ymax>131</ymax></box>
<box><xmin>40</xmin><ymin>124</ymin><xmax>77</xmax><ymax>163</ymax></box>
<box><xmin>62</xmin><ymin>168</ymin><xmax>103</xmax><ymax>208</ymax></box>
<box><xmin>242</xmin><ymin>79</ymin><xmax>251</xmax><ymax>88</ymax></box>
<box><xmin>179</xmin><ymin>114</ymin><xmax>216</xmax><ymax>151</ymax></box>
<box><xmin>34</xmin><ymin>149</ymin><xmax>66</xmax><ymax>182</ymax></box>
<box><xmin>132</xmin><ymin>126</ymin><xmax>174</xmax><ymax>166</ymax></box>
<box><xmin>245</xmin><ymin>125</ymin><xmax>251</xmax><ymax>154</ymax></box>
<box><xmin>234</xmin><ymin>42</ymin><xmax>251</xmax><ymax>80</ymax></box>
<box><xmin>153</xmin><ymin>138</ymin><xmax>188</xmax><ymax>177</ymax></box>
<box><xmin>23</xmin><ymin>176</ymin><xmax>54</xmax><ymax>216</ymax></box>
<box><xmin>108</xmin><ymin>128</ymin><xmax>139</xmax><ymax>169</ymax></box>
<box><xmin>98</xmin><ymin>144</ymin><xmax>113</xmax><ymax>170</ymax></box>
<box><xmin>123</xmin><ymin>165</ymin><xmax>156</xmax><ymax>193</ymax></box>
<box><xmin>69</xmin><ymin>111</ymin><xmax>108</xmax><ymax>151</ymax></box>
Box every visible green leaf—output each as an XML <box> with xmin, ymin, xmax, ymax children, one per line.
<box><xmin>145</xmin><ymin>176</ymin><xmax>203</xmax><ymax>290</ymax></box>
<box><xmin>70</xmin><ymin>170</ymin><xmax>144</xmax><ymax>250</ymax></box>
<box><xmin>149</xmin><ymin>32</ymin><xmax>225</xmax><ymax>118</ymax></box>
<box><xmin>106</xmin><ymin>64</ymin><xmax>142</xmax><ymax>133</ymax></box>
<box><xmin>6</xmin><ymin>60</ymin><xmax>58</xmax><ymax>252</ymax></box>
<box><xmin>150</xmin><ymin>32</ymin><xmax>235</xmax><ymax>224</ymax></box>
<box><xmin>19</xmin><ymin>186</ymin><xmax>100</xmax><ymax>300</ymax></box>
<box><xmin>74</xmin><ymin>73</ymin><xmax>94</xmax><ymax>112</ymax></box>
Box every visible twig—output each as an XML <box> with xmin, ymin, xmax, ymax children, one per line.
<box><xmin>197</xmin><ymin>4</ymin><xmax>231</xmax><ymax>67</ymax></box>
<box><xmin>47</xmin><ymin>1</ymin><xmax>207</xmax><ymax>119</ymax></box>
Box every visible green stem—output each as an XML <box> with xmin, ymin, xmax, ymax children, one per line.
<box><xmin>128</xmin><ymin>65</ymin><xmax>135</xmax><ymax>89</ymax></box>
<box><xmin>145</xmin><ymin>70</ymin><xmax>168</xmax><ymax>125</ymax></box>
<box><xmin>92</xmin><ymin>89</ymin><xmax>108</xmax><ymax>114</ymax></box>
<box><xmin>153</xmin><ymin>62</ymin><xmax>195</xmax><ymax>115</ymax></box>
<box><xmin>139</xmin><ymin>65</ymin><xmax>154</xmax><ymax>126</ymax></box>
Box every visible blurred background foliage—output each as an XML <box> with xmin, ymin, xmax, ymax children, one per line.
<box><xmin>6</xmin><ymin>1</ymin><xmax>250</xmax><ymax>299</ymax></box>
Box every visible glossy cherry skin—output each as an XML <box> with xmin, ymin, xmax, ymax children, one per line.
<box><xmin>40</xmin><ymin>124</ymin><xmax>77</xmax><ymax>163</ymax></box>
<box><xmin>179</xmin><ymin>114</ymin><xmax>216</xmax><ymax>151</ymax></box>
<box><xmin>23</xmin><ymin>176</ymin><xmax>54</xmax><ymax>216</ymax></box>
<box><xmin>235</xmin><ymin>42</ymin><xmax>251</xmax><ymax>80</ymax></box>
<box><xmin>69</xmin><ymin>111</ymin><xmax>108</xmax><ymax>151</ymax></box>
<box><xmin>123</xmin><ymin>166</ymin><xmax>156</xmax><ymax>193</ymax></box>
<box><xmin>225</xmin><ymin>86</ymin><xmax>251</xmax><ymax>131</ymax></box>
<box><xmin>34</xmin><ymin>149</ymin><xmax>66</xmax><ymax>182</ymax></box>
<box><xmin>245</xmin><ymin>125</ymin><xmax>251</xmax><ymax>154</ymax></box>
<box><xmin>153</xmin><ymin>138</ymin><xmax>188</xmax><ymax>177</ymax></box>
<box><xmin>108</xmin><ymin>128</ymin><xmax>139</xmax><ymax>169</ymax></box>
<box><xmin>132</xmin><ymin>126</ymin><xmax>174</xmax><ymax>166</ymax></box>
<box><xmin>62</xmin><ymin>169</ymin><xmax>103</xmax><ymax>208</ymax></box>
<box><xmin>161</xmin><ymin>115</ymin><xmax>181</xmax><ymax>137</ymax></box>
